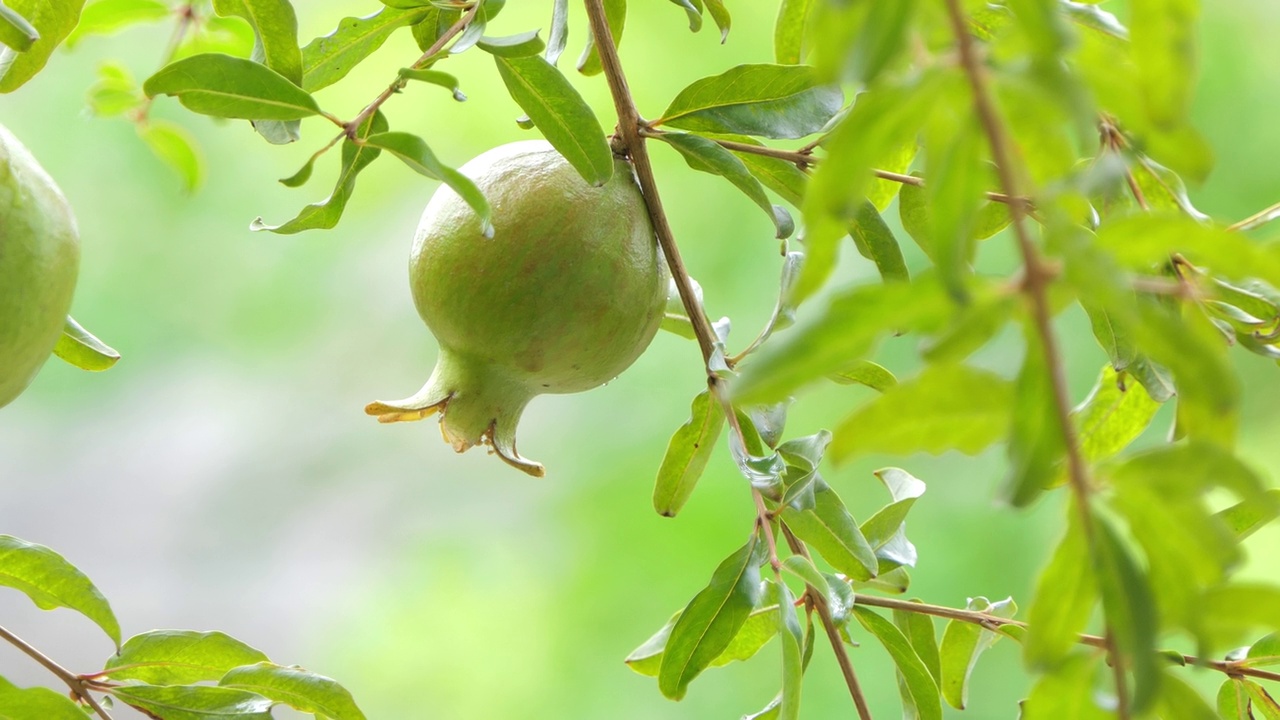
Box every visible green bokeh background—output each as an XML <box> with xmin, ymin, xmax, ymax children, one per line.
<box><xmin>2</xmin><ymin>2</ymin><xmax>1279</xmax><ymax>718</ymax></box>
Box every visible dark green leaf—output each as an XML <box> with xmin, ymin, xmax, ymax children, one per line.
<box><xmin>0</xmin><ymin>1</ymin><xmax>38</xmax><ymax>52</ymax></box>
<box><xmin>849</xmin><ymin>201</ymin><xmax>908</xmax><ymax>283</ymax></box>
<box><xmin>220</xmin><ymin>662</ymin><xmax>365</xmax><ymax>720</ymax></box>
<box><xmin>576</xmin><ymin>0</ymin><xmax>623</xmax><ymax>75</ymax></box>
<box><xmin>781</xmin><ymin>480</ymin><xmax>878</xmax><ymax>581</ymax></box>
<box><xmin>252</xmin><ymin>111</ymin><xmax>388</xmax><ymax>233</ymax></box>
<box><xmin>0</xmin><ymin>676</ymin><xmax>87</xmax><ymax>719</ymax></box>
<box><xmin>827</xmin><ymin>360</ymin><xmax>897</xmax><ymax>392</ymax></box>
<box><xmin>112</xmin><ymin>684</ymin><xmax>274</xmax><ymax>720</ymax></box>
<box><xmin>493</xmin><ymin>54</ymin><xmax>613</xmax><ymax>186</ymax></box>
<box><xmin>852</xmin><ymin>606</ymin><xmax>942</xmax><ymax>720</ymax></box>
<box><xmin>0</xmin><ymin>535</ymin><xmax>120</xmax><ymax>646</ymax></box>
<box><xmin>725</xmin><ymin>139</ymin><xmax>808</xmax><ymax>207</ymax></box>
<box><xmin>1025</xmin><ymin>515</ymin><xmax>1096</xmax><ymax>667</ymax></box>
<box><xmin>939</xmin><ymin>597</ymin><xmax>1015</xmax><ymax>709</ymax></box>
<box><xmin>1004</xmin><ymin>325</ymin><xmax>1068</xmax><ymax>507</ymax></box>
<box><xmin>53</xmin><ymin>316</ymin><xmax>120</xmax><ymax>372</ymax></box>
<box><xmin>103</xmin><ymin>630</ymin><xmax>269</xmax><ymax>685</ymax></box>
<box><xmin>653</xmin><ymin>389</ymin><xmax>725</xmax><ymax>517</ymax></box>
<box><xmin>362</xmin><ymin>131</ymin><xmax>492</xmax><ymax>235</ymax></box>
<box><xmin>658</xmin><ymin>64</ymin><xmax>842</xmax><ymax>140</ymax></box>
<box><xmin>773</xmin><ymin>0</ymin><xmax>816</xmax><ymax>64</ymax></box>
<box><xmin>65</xmin><ymin>0</ymin><xmax>168</xmax><ymax>48</ymax></box>
<box><xmin>656</xmin><ymin>132</ymin><xmax>794</xmax><ymax>239</ymax></box>
<box><xmin>773</xmin><ymin>582</ymin><xmax>804</xmax><ymax>720</ymax></box>
<box><xmin>143</xmin><ymin>53</ymin><xmax>322</xmax><ymax>121</ymax></box>
<box><xmin>301</xmin><ymin>7</ymin><xmax>427</xmax><ymax>91</ymax></box>
<box><xmin>892</xmin><ymin>602</ymin><xmax>941</xmax><ymax>685</ymax></box>
<box><xmin>658</xmin><ymin>535</ymin><xmax>764</xmax><ymax>700</ymax></box>
<box><xmin>139</xmin><ymin>120</ymin><xmax>204</xmax><ymax>193</ymax></box>
<box><xmin>1095</xmin><ymin>512</ymin><xmax>1161</xmax><ymax>713</ymax></box>
<box><xmin>1023</xmin><ymin>653</ymin><xmax>1110</xmax><ymax>720</ymax></box>
<box><xmin>831</xmin><ymin>364</ymin><xmax>1014</xmax><ymax>461</ymax></box>
<box><xmin>0</xmin><ymin>0</ymin><xmax>88</xmax><ymax>92</ymax></box>
<box><xmin>478</xmin><ymin>30</ymin><xmax>545</xmax><ymax>58</ymax></box>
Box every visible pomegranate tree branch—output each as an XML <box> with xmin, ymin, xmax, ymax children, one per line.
<box><xmin>343</xmin><ymin>2</ymin><xmax>481</xmax><ymax>138</ymax></box>
<box><xmin>0</xmin><ymin>625</ymin><xmax>114</xmax><ymax>719</ymax></box>
<box><xmin>941</xmin><ymin>0</ymin><xmax>1126</xmax><ymax>714</ymax></box>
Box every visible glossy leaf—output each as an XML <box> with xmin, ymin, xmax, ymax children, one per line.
<box><xmin>103</xmin><ymin>630</ymin><xmax>269</xmax><ymax>685</ymax></box>
<box><xmin>938</xmin><ymin>596</ymin><xmax>1015</xmax><ymax>709</ymax></box>
<box><xmin>665</xmin><ymin>0</ymin><xmax>702</xmax><ymax>33</ymax></box>
<box><xmin>252</xmin><ymin>111</ymin><xmax>387</xmax><ymax>233</ymax></box>
<box><xmin>112</xmin><ymin>684</ymin><xmax>274</xmax><ymax>720</ymax></box>
<box><xmin>0</xmin><ymin>676</ymin><xmax>86</xmax><ymax>720</ymax></box>
<box><xmin>0</xmin><ymin>535</ymin><xmax>120</xmax><ymax>646</ymax></box>
<box><xmin>653</xmin><ymin>389</ymin><xmax>725</xmax><ymax>517</ymax></box>
<box><xmin>399</xmin><ymin>68</ymin><xmax>464</xmax><ymax>101</ymax></box>
<box><xmin>626</xmin><ymin>603</ymin><xmax>780</xmax><ymax>676</ymax></box>
<box><xmin>656</xmin><ymin>132</ymin><xmax>794</xmax><ymax>239</ymax></box>
<box><xmin>0</xmin><ymin>1</ymin><xmax>38</xmax><ymax>52</ymax></box>
<box><xmin>658</xmin><ymin>64</ymin><xmax>842</xmax><ymax>140</ymax></box>
<box><xmin>139</xmin><ymin>120</ymin><xmax>204</xmax><ymax>193</ymax></box>
<box><xmin>143</xmin><ymin>53</ymin><xmax>322</xmax><ymax>121</ymax></box>
<box><xmin>0</xmin><ymin>0</ymin><xmax>88</xmax><ymax>92</ymax></box>
<box><xmin>781</xmin><ymin>480</ymin><xmax>878</xmax><ymax>581</ymax></box>
<box><xmin>1004</xmin><ymin>325</ymin><xmax>1067</xmax><ymax>507</ymax></box>
<box><xmin>301</xmin><ymin>7</ymin><xmax>427</xmax><ymax>91</ymax></box>
<box><xmin>220</xmin><ymin>662</ymin><xmax>366</xmax><ymax>719</ymax></box>
<box><xmin>65</xmin><ymin>0</ymin><xmax>168</xmax><ymax>48</ymax></box>
<box><xmin>1025</xmin><ymin>515</ymin><xmax>1096</xmax><ymax>666</ymax></box>
<box><xmin>362</xmin><ymin>131</ymin><xmax>492</xmax><ymax>235</ymax></box>
<box><xmin>658</xmin><ymin>535</ymin><xmax>764</xmax><ymax>700</ymax></box>
<box><xmin>576</xmin><ymin>0</ymin><xmax>623</xmax><ymax>76</ymax></box>
<box><xmin>493</xmin><ymin>54</ymin><xmax>613</xmax><ymax>186</ymax></box>
<box><xmin>53</xmin><ymin>316</ymin><xmax>120</xmax><ymax>371</ymax></box>
<box><xmin>832</xmin><ymin>364</ymin><xmax>1014</xmax><ymax>461</ymax></box>
<box><xmin>409</xmin><ymin>6</ymin><xmax>459</xmax><ymax>52</ymax></box>
<box><xmin>827</xmin><ymin>360</ymin><xmax>896</xmax><ymax>392</ymax></box>
<box><xmin>852</xmin><ymin>606</ymin><xmax>942</xmax><ymax>720</ymax></box>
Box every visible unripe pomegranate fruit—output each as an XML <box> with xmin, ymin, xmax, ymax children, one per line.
<box><xmin>0</xmin><ymin>124</ymin><xmax>80</xmax><ymax>409</ymax></box>
<box><xmin>367</xmin><ymin>141</ymin><xmax>669</xmax><ymax>476</ymax></box>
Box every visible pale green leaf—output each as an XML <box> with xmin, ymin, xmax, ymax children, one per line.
<box><xmin>301</xmin><ymin>7</ymin><xmax>427</xmax><ymax>91</ymax></box>
<box><xmin>653</xmin><ymin>389</ymin><xmax>725</xmax><ymax>517</ymax></box>
<box><xmin>139</xmin><ymin>120</ymin><xmax>203</xmax><ymax>193</ymax></box>
<box><xmin>112</xmin><ymin>684</ymin><xmax>273</xmax><ymax>720</ymax></box>
<box><xmin>103</xmin><ymin>630</ymin><xmax>269</xmax><ymax>685</ymax></box>
<box><xmin>0</xmin><ymin>535</ymin><xmax>120</xmax><ymax>646</ymax></box>
<box><xmin>0</xmin><ymin>0</ymin><xmax>88</xmax><ymax>92</ymax></box>
<box><xmin>220</xmin><ymin>662</ymin><xmax>366</xmax><ymax>720</ymax></box>
<box><xmin>53</xmin><ymin>316</ymin><xmax>120</xmax><ymax>372</ymax></box>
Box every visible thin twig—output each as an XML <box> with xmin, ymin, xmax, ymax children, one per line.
<box><xmin>131</xmin><ymin>1</ymin><xmax>198</xmax><ymax>123</ymax></box>
<box><xmin>344</xmin><ymin>2</ymin><xmax>481</xmax><ymax>139</ymax></box>
<box><xmin>781</xmin><ymin>525</ymin><xmax>875</xmax><ymax>720</ymax></box>
<box><xmin>1229</xmin><ymin>200</ymin><xmax>1280</xmax><ymax>232</ymax></box>
<box><xmin>942</xmin><ymin>1</ymin><xmax>1124</xmax><ymax>714</ymax></box>
<box><xmin>0</xmin><ymin>625</ymin><xmax>114</xmax><ymax>720</ymax></box>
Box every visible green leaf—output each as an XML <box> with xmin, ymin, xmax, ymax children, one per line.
<box><xmin>544</xmin><ymin>0</ymin><xmax>567</xmax><ymax>65</ymax></box>
<box><xmin>1004</xmin><ymin>325</ymin><xmax>1068</xmax><ymax>507</ymax></box>
<box><xmin>576</xmin><ymin>0</ymin><xmax>623</xmax><ymax>75</ymax></box>
<box><xmin>924</xmin><ymin>119</ymin><xmax>985</xmax><ymax>298</ymax></box>
<box><xmin>1095</xmin><ymin>512</ymin><xmax>1161</xmax><ymax>713</ymax></box>
<box><xmin>1022</xmin><ymin>653</ymin><xmax>1110</xmax><ymax>720</ymax></box>
<box><xmin>1197</xmin><ymin>584</ymin><xmax>1280</xmax><ymax>650</ymax></box>
<box><xmin>220</xmin><ymin>663</ymin><xmax>366</xmax><ymax>720</ymax></box>
<box><xmin>780</xmin><ymin>555</ymin><xmax>829</xmax><ymax>598</ymax></box>
<box><xmin>852</xmin><ymin>606</ymin><xmax>942</xmax><ymax>720</ymax></box>
<box><xmin>1025</xmin><ymin>515</ymin><xmax>1096</xmax><ymax>667</ymax></box>
<box><xmin>938</xmin><ymin>597</ymin><xmax>1015</xmax><ymax>710</ymax></box>
<box><xmin>53</xmin><ymin>316</ymin><xmax>120</xmax><ymax>371</ymax></box>
<box><xmin>85</xmin><ymin>61</ymin><xmax>141</xmax><ymax>117</ymax></box>
<box><xmin>656</xmin><ymin>132</ymin><xmax>794</xmax><ymax>239</ymax></box>
<box><xmin>1109</xmin><ymin>442</ymin><xmax>1268</xmax><ymax>502</ymax></box>
<box><xmin>733</xmin><ymin>277</ymin><xmax>952</xmax><ymax>403</ymax></box>
<box><xmin>478</xmin><ymin>30</ymin><xmax>545</xmax><ymax>58</ymax></box>
<box><xmin>65</xmin><ymin>0</ymin><xmax>168</xmax><ymax>48</ymax></box>
<box><xmin>831</xmin><ymin>364</ymin><xmax>1014</xmax><ymax>461</ymax></box>
<box><xmin>658</xmin><ymin>535</ymin><xmax>764</xmax><ymax>700</ymax></box>
<box><xmin>143</xmin><ymin>53</ymin><xmax>322</xmax><ymax>121</ymax></box>
<box><xmin>112</xmin><ymin>684</ymin><xmax>274</xmax><ymax>720</ymax></box>
<box><xmin>773</xmin><ymin>0</ymin><xmax>816</xmax><ymax>64</ymax></box>
<box><xmin>252</xmin><ymin>110</ymin><xmax>387</xmax><ymax>233</ymax></box>
<box><xmin>0</xmin><ymin>676</ymin><xmax>87</xmax><ymax>720</ymax></box>
<box><xmin>892</xmin><ymin>602</ymin><xmax>941</xmax><ymax>685</ymax></box>
<box><xmin>919</xmin><ymin>292</ymin><xmax>1017</xmax><ymax>364</ymax></box>
<box><xmin>860</xmin><ymin>467</ymin><xmax>926</xmax><ymax>550</ymax></box>
<box><xmin>1131</xmin><ymin>0</ymin><xmax>1198</xmax><ymax>128</ymax></box>
<box><xmin>1247</xmin><ymin>682</ymin><xmax>1280</xmax><ymax>720</ymax></box>
<box><xmin>665</xmin><ymin>0</ymin><xmax>702</xmax><ymax>33</ymax></box>
<box><xmin>409</xmin><ymin>6</ymin><xmax>460</xmax><ymax>52</ymax></box>
<box><xmin>849</xmin><ymin>201</ymin><xmax>908</xmax><ymax>283</ymax></box>
<box><xmin>658</xmin><ymin>64</ymin><xmax>842</xmax><ymax>140</ymax></box>
<box><xmin>0</xmin><ymin>535</ymin><xmax>120</xmax><ymax>646</ymax></box>
<box><xmin>653</xmin><ymin>389</ymin><xmax>725</xmax><ymax>517</ymax></box>
<box><xmin>1246</xmin><ymin>633</ymin><xmax>1280</xmax><ymax>668</ymax></box>
<box><xmin>827</xmin><ymin>360</ymin><xmax>897</xmax><ymax>392</ymax></box>
<box><xmin>0</xmin><ymin>0</ymin><xmax>88</xmax><ymax>92</ymax></box>
<box><xmin>770</xmin><ymin>582</ymin><xmax>804</xmax><ymax>720</ymax></box>
<box><xmin>1096</xmin><ymin>215</ymin><xmax>1280</xmax><ymax>293</ymax></box>
<box><xmin>1215</xmin><ymin>489</ymin><xmax>1280</xmax><ymax>541</ymax></box>
<box><xmin>625</xmin><ymin>602</ymin><xmax>781</xmax><ymax>677</ymax></box>
<box><xmin>0</xmin><ymin>1</ymin><xmax>38</xmax><ymax>52</ymax></box>
<box><xmin>1156</xmin><ymin>673</ymin><xmax>1217</xmax><ymax>720</ymax></box>
<box><xmin>103</xmin><ymin>630</ymin><xmax>270</xmax><ymax>685</ymax></box>
<box><xmin>492</xmin><ymin>54</ymin><xmax>613</xmax><ymax>187</ymax></box>
<box><xmin>781</xmin><ymin>480</ymin><xmax>878</xmax><ymax>581</ymax></box>
<box><xmin>1073</xmin><ymin>364</ymin><xmax>1160</xmax><ymax>468</ymax></box>
<box><xmin>212</xmin><ymin>0</ymin><xmax>303</xmax><ymax>144</ymax></box>
<box><xmin>838</xmin><ymin>0</ymin><xmax>916</xmax><ymax>86</ymax></box>
<box><xmin>1217</xmin><ymin>679</ymin><xmax>1252</xmax><ymax>720</ymax></box>
<box><xmin>301</xmin><ymin>7</ymin><xmax>426</xmax><ymax>92</ymax></box>
<box><xmin>139</xmin><ymin>120</ymin><xmax>204</xmax><ymax>193</ymax></box>
<box><xmin>362</xmin><ymin>131</ymin><xmax>492</xmax><ymax>235</ymax></box>
<box><xmin>399</xmin><ymin>67</ymin><xmax>464</xmax><ymax>98</ymax></box>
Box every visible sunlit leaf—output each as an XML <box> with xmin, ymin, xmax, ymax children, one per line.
<box><xmin>220</xmin><ymin>662</ymin><xmax>366</xmax><ymax>720</ymax></box>
<box><xmin>143</xmin><ymin>53</ymin><xmax>321</xmax><ymax>121</ymax></box>
<box><xmin>653</xmin><ymin>389</ymin><xmax>725</xmax><ymax>517</ymax></box>
<box><xmin>301</xmin><ymin>7</ymin><xmax>427</xmax><ymax>91</ymax></box>
<box><xmin>658</xmin><ymin>64</ymin><xmax>842</xmax><ymax>140</ymax></box>
<box><xmin>0</xmin><ymin>0</ymin><xmax>88</xmax><ymax>92</ymax></box>
<box><xmin>112</xmin><ymin>684</ymin><xmax>274</xmax><ymax>720</ymax></box>
<box><xmin>1025</xmin><ymin>514</ymin><xmax>1096</xmax><ymax>667</ymax></box>
<box><xmin>363</xmin><ymin>131</ymin><xmax>492</xmax><ymax>234</ymax></box>
<box><xmin>0</xmin><ymin>676</ymin><xmax>87</xmax><ymax>720</ymax></box>
<box><xmin>1215</xmin><ymin>489</ymin><xmax>1280</xmax><ymax>541</ymax></box>
<box><xmin>65</xmin><ymin>0</ymin><xmax>168</xmax><ymax>48</ymax></box>
<box><xmin>53</xmin><ymin>316</ymin><xmax>120</xmax><ymax>371</ymax></box>
<box><xmin>0</xmin><ymin>535</ymin><xmax>120</xmax><ymax>646</ymax></box>
<box><xmin>774</xmin><ymin>0</ymin><xmax>816</xmax><ymax>64</ymax></box>
<box><xmin>139</xmin><ymin>120</ymin><xmax>204</xmax><ymax>193</ymax></box>
<box><xmin>0</xmin><ymin>1</ymin><xmax>38</xmax><ymax>52</ymax></box>
<box><xmin>827</xmin><ymin>360</ymin><xmax>897</xmax><ymax>392</ymax></box>
<box><xmin>103</xmin><ymin>630</ymin><xmax>269</xmax><ymax>685</ymax></box>
<box><xmin>1131</xmin><ymin>0</ymin><xmax>1198</xmax><ymax>128</ymax></box>
<box><xmin>1023</xmin><ymin>653</ymin><xmax>1110</xmax><ymax>720</ymax></box>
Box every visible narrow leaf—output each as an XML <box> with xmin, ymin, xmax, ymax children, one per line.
<box><xmin>576</xmin><ymin>0</ymin><xmax>623</xmax><ymax>75</ymax></box>
<box><xmin>653</xmin><ymin>389</ymin><xmax>725</xmax><ymax>517</ymax></box>
<box><xmin>139</xmin><ymin>120</ymin><xmax>204</xmax><ymax>193</ymax></box>
<box><xmin>852</xmin><ymin>606</ymin><xmax>942</xmax><ymax>720</ymax></box>
<box><xmin>938</xmin><ymin>596</ymin><xmax>1015</xmax><ymax>709</ymax></box>
<box><xmin>301</xmin><ymin>7</ymin><xmax>427</xmax><ymax>92</ymax></box>
<box><xmin>362</xmin><ymin>131</ymin><xmax>492</xmax><ymax>235</ymax></box>
<box><xmin>656</xmin><ymin>132</ymin><xmax>793</xmax><ymax>239</ymax></box>
<box><xmin>0</xmin><ymin>535</ymin><xmax>120</xmax><ymax>646</ymax></box>
<box><xmin>0</xmin><ymin>1</ymin><xmax>39</xmax><ymax>52</ymax></box>
<box><xmin>1025</xmin><ymin>515</ymin><xmax>1096</xmax><ymax>666</ymax></box>
<box><xmin>143</xmin><ymin>53</ymin><xmax>321</xmax><ymax>121</ymax></box>
<box><xmin>781</xmin><ymin>480</ymin><xmax>878</xmax><ymax>581</ymax></box>
<box><xmin>53</xmin><ymin>316</ymin><xmax>120</xmax><ymax>372</ymax></box>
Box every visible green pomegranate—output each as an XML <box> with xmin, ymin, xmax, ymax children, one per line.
<box><xmin>0</xmin><ymin>124</ymin><xmax>80</xmax><ymax>409</ymax></box>
<box><xmin>366</xmin><ymin>140</ymin><xmax>669</xmax><ymax>476</ymax></box>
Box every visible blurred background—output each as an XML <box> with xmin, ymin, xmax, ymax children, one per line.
<box><xmin>2</xmin><ymin>1</ymin><xmax>1279</xmax><ymax>717</ymax></box>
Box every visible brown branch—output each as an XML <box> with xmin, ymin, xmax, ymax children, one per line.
<box><xmin>344</xmin><ymin>2</ymin><xmax>481</xmax><ymax>139</ymax></box>
<box><xmin>0</xmin><ymin>625</ymin><xmax>114</xmax><ymax>720</ymax></box>
<box><xmin>941</xmin><ymin>1</ymin><xmax>1131</xmax><ymax>716</ymax></box>
<box><xmin>1229</xmin><ymin>200</ymin><xmax>1280</xmax><ymax>232</ymax></box>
